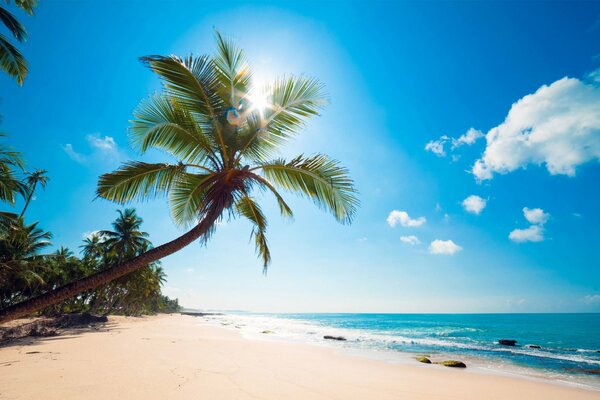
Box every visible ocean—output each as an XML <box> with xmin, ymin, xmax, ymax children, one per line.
<box><xmin>198</xmin><ymin>312</ymin><xmax>600</xmax><ymax>389</ymax></box>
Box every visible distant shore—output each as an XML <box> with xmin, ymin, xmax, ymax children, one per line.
<box><xmin>0</xmin><ymin>314</ymin><xmax>598</xmax><ymax>400</ymax></box>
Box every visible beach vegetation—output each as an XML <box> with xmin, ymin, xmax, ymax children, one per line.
<box><xmin>0</xmin><ymin>32</ymin><xmax>358</xmax><ymax>322</ymax></box>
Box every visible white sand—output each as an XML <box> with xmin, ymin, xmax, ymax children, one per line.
<box><xmin>0</xmin><ymin>314</ymin><xmax>598</xmax><ymax>399</ymax></box>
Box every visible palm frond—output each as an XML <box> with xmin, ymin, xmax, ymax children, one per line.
<box><xmin>0</xmin><ymin>33</ymin><xmax>27</xmax><ymax>85</ymax></box>
<box><xmin>14</xmin><ymin>0</ymin><xmax>37</xmax><ymax>15</ymax></box>
<box><xmin>237</xmin><ymin>76</ymin><xmax>326</xmax><ymax>161</ymax></box>
<box><xmin>235</xmin><ymin>194</ymin><xmax>271</xmax><ymax>269</ymax></box>
<box><xmin>130</xmin><ymin>94</ymin><xmax>217</xmax><ymax>165</ymax></box>
<box><xmin>0</xmin><ymin>6</ymin><xmax>26</xmax><ymax>41</ymax></box>
<box><xmin>213</xmin><ymin>31</ymin><xmax>251</xmax><ymax>106</ymax></box>
<box><xmin>140</xmin><ymin>55</ymin><xmax>222</xmax><ymax>121</ymax></box>
<box><xmin>97</xmin><ymin>162</ymin><xmax>187</xmax><ymax>204</ymax></box>
<box><xmin>168</xmin><ymin>172</ymin><xmax>213</xmax><ymax>227</ymax></box>
<box><xmin>256</xmin><ymin>154</ymin><xmax>358</xmax><ymax>224</ymax></box>
<box><xmin>247</xmin><ymin>172</ymin><xmax>293</xmax><ymax>219</ymax></box>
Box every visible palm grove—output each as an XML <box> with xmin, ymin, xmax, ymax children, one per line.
<box><xmin>0</xmin><ymin>33</ymin><xmax>358</xmax><ymax>323</ymax></box>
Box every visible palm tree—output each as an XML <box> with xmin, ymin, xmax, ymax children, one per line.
<box><xmin>0</xmin><ymin>0</ymin><xmax>36</xmax><ymax>85</ymax></box>
<box><xmin>0</xmin><ymin>217</ymin><xmax>51</xmax><ymax>307</ymax></box>
<box><xmin>19</xmin><ymin>169</ymin><xmax>49</xmax><ymax>217</ymax></box>
<box><xmin>0</xmin><ymin>32</ymin><xmax>358</xmax><ymax>322</ymax></box>
<box><xmin>0</xmin><ymin>134</ymin><xmax>25</xmax><ymax>205</ymax></box>
<box><xmin>99</xmin><ymin>209</ymin><xmax>151</xmax><ymax>261</ymax></box>
<box><xmin>80</xmin><ymin>233</ymin><xmax>104</xmax><ymax>260</ymax></box>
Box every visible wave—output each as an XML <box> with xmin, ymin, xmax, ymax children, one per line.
<box><xmin>200</xmin><ymin>313</ymin><xmax>600</xmax><ymax>369</ymax></box>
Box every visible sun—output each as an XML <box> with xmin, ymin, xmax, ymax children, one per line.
<box><xmin>247</xmin><ymin>88</ymin><xmax>270</xmax><ymax>114</ymax></box>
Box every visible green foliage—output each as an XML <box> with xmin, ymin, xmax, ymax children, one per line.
<box><xmin>0</xmin><ymin>0</ymin><xmax>37</xmax><ymax>84</ymax></box>
<box><xmin>0</xmin><ymin>208</ymin><xmax>181</xmax><ymax>315</ymax></box>
<box><xmin>98</xmin><ymin>33</ymin><xmax>358</xmax><ymax>271</ymax></box>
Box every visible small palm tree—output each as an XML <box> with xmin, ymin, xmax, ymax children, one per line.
<box><xmin>99</xmin><ymin>209</ymin><xmax>151</xmax><ymax>262</ymax></box>
<box><xmin>0</xmin><ymin>134</ymin><xmax>25</xmax><ymax>205</ymax></box>
<box><xmin>0</xmin><ymin>0</ymin><xmax>36</xmax><ymax>85</ymax></box>
<box><xmin>0</xmin><ymin>217</ymin><xmax>51</xmax><ymax>307</ymax></box>
<box><xmin>19</xmin><ymin>169</ymin><xmax>49</xmax><ymax>217</ymax></box>
<box><xmin>0</xmin><ymin>32</ymin><xmax>358</xmax><ymax>322</ymax></box>
<box><xmin>80</xmin><ymin>233</ymin><xmax>104</xmax><ymax>260</ymax></box>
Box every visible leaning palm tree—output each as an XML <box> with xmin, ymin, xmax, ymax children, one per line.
<box><xmin>0</xmin><ymin>0</ymin><xmax>36</xmax><ymax>85</ymax></box>
<box><xmin>0</xmin><ymin>32</ymin><xmax>358</xmax><ymax>322</ymax></box>
<box><xmin>19</xmin><ymin>169</ymin><xmax>49</xmax><ymax>217</ymax></box>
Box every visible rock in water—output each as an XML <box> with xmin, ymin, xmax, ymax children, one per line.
<box><xmin>437</xmin><ymin>360</ymin><xmax>467</xmax><ymax>368</ymax></box>
<box><xmin>528</xmin><ymin>345</ymin><xmax>541</xmax><ymax>349</ymax></box>
<box><xmin>499</xmin><ymin>339</ymin><xmax>517</xmax><ymax>346</ymax></box>
<box><xmin>323</xmin><ymin>335</ymin><xmax>347</xmax><ymax>341</ymax></box>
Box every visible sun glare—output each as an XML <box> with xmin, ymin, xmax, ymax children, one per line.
<box><xmin>247</xmin><ymin>89</ymin><xmax>270</xmax><ymax>114</ymax></box>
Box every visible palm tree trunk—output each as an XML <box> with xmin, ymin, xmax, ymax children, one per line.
<box><xmin>0</xmin><ymin>207</ymin><xmax>222</xmax><ymax>324</ymax></box>
<box><xmin>19</xmin><ymin>182</ymin><xmax>36</xmax><ymax>218</ymax></box>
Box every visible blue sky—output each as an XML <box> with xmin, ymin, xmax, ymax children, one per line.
<box><xmin>2</xmin><ymin>1</ymin><xmax>599</xmax><ymax>312</ymax></box>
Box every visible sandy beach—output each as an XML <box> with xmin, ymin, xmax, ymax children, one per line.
<box><xmin>0</xmin><ymin>314</ymin><xmax>597</xmax><ymax>400</ymax></box>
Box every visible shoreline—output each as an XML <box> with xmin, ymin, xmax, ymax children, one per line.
<box><xmin>1</xmin><ymin>313</ymin><xmax>598</xmax><ymax>399</ymax></box>
<box><xmin>198</xmin><ymin>312</ymin><xmax>600</xmax><ymax>391</ymax></box>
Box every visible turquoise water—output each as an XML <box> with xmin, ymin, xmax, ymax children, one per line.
<box><xmin>205</xmin><ymin>313</ymin><xmax>600</xmax><ymax>387</ymax></box>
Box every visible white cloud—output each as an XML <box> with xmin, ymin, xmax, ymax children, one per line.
<box><xmin>452</xmin><ymin>128</ymin><xmax>484</xmax><ymax>149</ymax></box>
<box><xmin>523</xmin><ymin>207</ymin><xmax>549</xmax><ymax>225</ymax></box>
<box><xmin>400</xmin><ymin>235</ymin><xmax>421</xmax><ymax>245</ymax></box>
<box><xmin>582</xmin><ymin>294</ymin><xmax>600</xmax><ymax>304</ymax></box>
<box><xmin>425</xmin><ymin>128</ymin><xmax>484</xmax><ymax>157</ymax></box>
<box><xmin>428</xmin><ymin>239</ymin><xmax>462</xmax><ymax>255</ymax></box>
<box><xmin>472</xmin><ymin>73</ymin><xmax>600</xmax><ymax>181</ymax></box>
<box><xmin>509</xmin><ymin>207</ymin><xmax>550</xmax><ymax>243</ymax></box>
<box><xmin>82</xmin><ymin>230</ymin><xmax>102</xmax><ymax>240</ymax></box>
<box><xmin>63</xmin><ymin>134</ymin><xmax>122</xmax><ymax>164</ymax></box>
<box><xmin>185</xmin><ymin>268</ymin><xmax>195</xmax><ymax>273</ymax></box>
<box><xmin>87</xmin><ymin>134</ymin><xmax>117</xmax><ymax>152</ymax></box>
<box><xmin>386</xmin><ymin>210</ymin><xmax>426</xmax><ymax>227</ymax></box>
<box><xmin>63</xmin><ymin>143</ymin><xmax>86</xmax><ymax>163</ymax></box>
<box><xmin>356</xmin><ymin>237</ymin><xmax>368</xmax><ymax>243</ymax></box>
<box><xmin>509</xmin><ymin>225</ymin><xmax>544</xmax><ymax>243</ymax></box>
<box><xmin>462</xmin><ymin>195</ymin><xmax>487</xmax><ymax>215</ymax></box>
<box><xmin>425</xmin><ymin>136</ymin><xmax>448</xmax><ymax>157</ymax></box>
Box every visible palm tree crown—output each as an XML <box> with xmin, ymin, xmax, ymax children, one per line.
<box><xmin>97</xmin><ymin>32</ymin><xmax>359</xmax><ymax>269</ymax></box>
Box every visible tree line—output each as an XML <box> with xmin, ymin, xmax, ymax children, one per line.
<box><xmin>0</xmin><ymin>141</ymin><xmax>181</xmax><ymax>316</ymax></box>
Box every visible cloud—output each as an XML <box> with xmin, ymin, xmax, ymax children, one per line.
<box><xmin>509</xmin><ymin>225</ymin><xmax>544</xmax><ymax>243</ymax></box>
<box><xmin>509</xmin><ymin>207</ymin><xmax>550</xmax><ymax>243</ymax></box>
<box><xmin>400</xmin><ymin>235</ymin><xmax>421</xmax><ymax>245</ymax></box>
<box><xmin>428</xmin><ymin>239</ymin><xmax>462</xmax><ymax>255</ymax></box>
<box><xmin>386</xmin><ymin>210</ymin><xmax>426</xmax><ymax>227</ymax></box>
<box><xmin>356</xmin><ymin>237</ymin><xmax>368</xmax><ymax>243</ymax></box>
<box><xmin>472</xmin><ymin>72</ymin><xmax>600</xmax><ymax>181</ymax></box>
<box><xmin>87</xmin><ymin>134</ymin><xmax>117</xmax><ymax>152</ymax></box>
<box><xmin>425</xmin><ymin>136</ymin><xmax>448</xmax><ymax>157</ymax></box>
<box><xmin>451</xmin><ymin>128</ymin><xmax>484</xmax><ymax>149</ymax></box>
<box><xmin>425</xmin><ymin>128</ymin><xmax>484</xmax><ymax>157</ymax></box>
<box><xmin>62</xmin><ymin>134</ymin><xmax>122</xmax><ymax>164</ymax></box>
<box><xmin>582</xmin><ymin>294</ymin><xmax>600</xmax><ymax>304</ymax></box>
<box><xmin>523</xmin><ymin>207</ymin><xmax>549</xmax><ymax>225</ymax></box>
<box><xmin>82</xmin><ymin>230</ymin><xmax>103</xmax><ymax>240</ymax></box>
<box><xmin>63</xmin><ymin>143</ymin><xmax>86</xmax><ymax>163</ymax></box>
<box><xmin>462</xmin><ymin>195</ymin><xmax>487</xmax><ymax>215</ymax></box>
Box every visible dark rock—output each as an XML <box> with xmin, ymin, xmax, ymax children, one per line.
<box><xmin>528</xmin><ymin>345</ymin><xmax>541</xmax><ymax>349</ymax></box>
<box><xmin>436</xmin><ymin>360</ymin><xmax>467</xmax><ymax>368</ymax></box>
<box><xmin>564</xmin><ymin>367</ymin><xmax>600</xmax><ymax>375</ymax></box>
<box><xmin>324</xmin><ymin>335</ymin><xmax>347</xmax><ymax>341</ymax></box>
<box><xmin>56</xmin><ymin>313</ymin><xmax>107</xmax><ymax>327</ymax></box>
<box><xmin>28</xmin><ymin>327</ymin><xmax>58</xmax><ymax>337</ymax></box>
<box><xmin>181</xmin><ymin>312</ymin><xmax>224</xmax><ymax>317</ymax></box>
<box><xmin>499</xmin><ymin>339</ymin><xmax>517</xmax><ymax>346</ymax></box>
<box><xmin>416</xmin><ymin>356</ymin><xmax>431</xmax><ymax>364</ymax></box>
<box><xmin>261</xmin><ymin>330</ymin><xmax>274</xmax><ymax>334</ymax></box>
